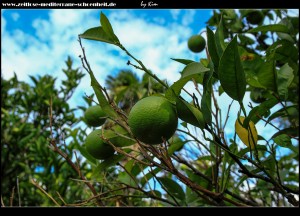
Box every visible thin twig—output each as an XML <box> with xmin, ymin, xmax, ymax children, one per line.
<box><xmin>56</xmin><ymin>191</ymin><xmax>67</xmax><ymax>206</ymax></box>
<box><xmin>16</xmin><ymin>176</ymin><xmax>21</xmax><ymax>207</ymax></box>
<box><xmin>1</xmin><ymin>196</ymin><xmax>5</xmax><ymax>207</ymax></box>
<box><xmin>9</xmin><ymin>187</ymin><xmax>15</xmax><ymax>207</ymax></box>
<box><xmin>31</xmin><ymin>179</ymin><xmax>60</xmax><ymax>207</ymax></box>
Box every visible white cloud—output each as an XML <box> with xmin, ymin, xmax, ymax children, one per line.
<box><xmin>287</xmin><ymin>9</ymin><xmax>299</xmax><ymax>17</ymax></box>
<box><xmin>1</xmin><ymin>9</ymin><xmax>200</xmax><ymax>112</ymax></box>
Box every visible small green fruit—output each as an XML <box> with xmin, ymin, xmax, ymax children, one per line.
<box><xmin>85</xmin><ymin>129</ymin><xmax>115</xmax><ymax>160</ymax></box>
<box><xmin>188</xmin><ymin>35</ymin><xmax>206</xmax><ymax>53</ymax></box>
<box><xmin>84</xmin><ymin>105</ymin><xmax>107</xmax><ymax>127</ymax></box>
<box><xmin>128</xmin><ymin>96</ymin><xmax>178</xmax><ymax>145</ymax></box>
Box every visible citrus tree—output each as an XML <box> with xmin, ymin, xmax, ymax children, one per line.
<box><xmin>2</xmin><ymin>9</ymin><xmax>298</xmax><ymax>207</ymax></box>
<box><xmin>1</xmin><ymin>57</ymin><xmax>96</xmax><ymax>206</ymax></box>
<box><xmin>74</xmin><ymin>9</ymin><xmax>298</xmax><ymax>206</ymax></box>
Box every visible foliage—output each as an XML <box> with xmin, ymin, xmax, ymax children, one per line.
<box><xmin>1</xmin><ymin>57</ymin><xmax>91</xmax><ymax>206</ymax></box>
<box><xmin>77</xmin><ymin>10</ymin><xmax>299</xmax><ymax>206</ymax></box>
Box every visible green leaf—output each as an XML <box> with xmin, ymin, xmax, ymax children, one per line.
<box><xmin>222</xmin><ymin>9</ymin><xmax>237</xmax><ymax>20</ymax></box>
<box><xmin>103</xmin><ymin>125</ymin><xmax>135</xmax><ymax>147</ymax></box>
<box><xmin>168</xmin><ymin>139</ymin><xmax>188</xmax><ymax>155</ymax></box>
<box><xmin>273</xmin><ymin>134</ymin><xmax>298</xmax><ymax>153</ymax></box>
<box><xmin>79</xmin><ymin>26</ymin><xmax>116</xmax><ymax>45</ymax></box>
<box><xmin>277</xmin><ymin>63</ymin><xmax>294</xmax><ymax>100</ymax></box>
<box><xmin>171</xmin><ymin>58</ymin><xmax>195</xmax><ymax>65</ymax></box>
<box><xmin>75</xmin><ymin>145</ymin><xmax>97</xmax><ymax>166</ymax></box>
<box><xmin>118</xmin><ymin>171</ymin><xmax>138</xmax><ymax>187</ymax></box>
<box><xmin>273</xmin><ymin>134</ymin><xmax>291</xmax><ymax>148</ymax></box>
<box><xmin>238</xmin><ymin>34</ymin><xmax>255</xmax><ymax>45</ymax></box>
<box><xmin>262</xmin><ymin>155</ymin><xmax>276</xmax><ymax>175</ymax></box>
<box><xmin>218</xmin><ymin>85</ymin><xmax>224</xmax><ymax>96</ymax></box>
<box><xmin>100</xmin><ymin>12</ymin><xmax>119</xmax><ymax>43</ymax></box>
<box><xmin>248</xmin><ymin>24</ymin><xmax>290</xmax><ymax>33</ymax></box>
<box><xmin>206</xmin><ymin>27</ymin><xmax>220</xmax><ymax>73</ymax></box>
<box><xmin>257</xmin><ymin>59</ymin><xmax>277</xmax><ymax>92</ymax></box>
<box><xmin>19</xmin><ymin>132</ymin><xmax>35</xmax><ymax>145</ymax></box>
<box><xmin>176</xmin><ymin>97</ymin><xmax>205</xmax><ymax>129</ymax></box>
<box><xmin>245</xmin><ymin>70</ymin><xmax>266</xmax><ymax>89</ymax></box>
<box><xmin>219</xmin><ymin>36</ymin><xmax>246</xmax><ymax>102</ymax></box>
<box><xmin>158</xmin><ymin>177</ymin><xmax>185</xmax><ymax>201</ymax></box>
<box><xmin>236</xmin><ymin>167</ymin><xmax>262</xmax><ymax>188</ymax></box>
<box><xmin>238</xmin><ymin>46</ymin><xmax>265</xmax><ymax>88</ymax></box>
<box><xmin>185</xmin><ymin>169</ymin><xmax>210</xmax><ymax>188</ymax></box>
<box><xmin>266</xmin><ymin>40</ymin><xmax>298</xmax><ymax>73</ymax></box>
<box><xmin>165</xmin><ymin>62</ymin><xmax>209</xmax><ymax>100</ymax></box>
<box><xmin>181</xmin><ymin>62</ymin><xmax>210</xmax><ymax>78</ymax></box>
<box><xmin>92</xmin><ymin>152</ymin><xmax>128</xmax><ymax>176</ymax></box>
<box><xmin>215</xmin><ymin>16</ymin><xmax>226</xmax><ymax>56</ymax></box>
<box><xmin>267</xmin><ymin>105</ymin><xmax>298</xmax><ymax>123</ymax></box>
<box><xmin>271</xmin><ymin>127</ymin><xmax>299</xmax><ymax>139</ymax></box>
<box><xmin>277</xmin><ymin>18</ymin><xmax>295</xmax><ymax>43</ymax></box>
<box><xmin>237</xmin><ymin>145</ymin><xmax>268</xmax><ymax>157</ymax></box>
<box><xmin>146</xmin><ymin>190</ymin><xmax>162</xmax><ymax>198</ymax></box>
<box><xmin>243</xmin><ymin>98</ymin><xmax>278</xmax><ymax>128</ymax></box>
<box><xmin>201</xmin><ymin>64</ymin><xmax>213</xmax><ymax>125</ymax></box>
<box><xmin>86</xmin><ymin>66</ymin><xmax>118</xmax><ymax>118</ymax></box>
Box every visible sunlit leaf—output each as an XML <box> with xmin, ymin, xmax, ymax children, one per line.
<box><xmin>100</xmin><ymin>12</ymin><xmax>120</xmax><ymax>43</ymax></box>
<box><xmin>165</xmin><ymin>62</ymin><xmax>209</xmax><ymax>100</ymax></box>
<box><xmin>80</xmin><ymin>26</ymin><xmax>115</xmax><ymax>45</ymax></box>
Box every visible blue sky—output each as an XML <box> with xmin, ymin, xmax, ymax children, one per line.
<box><xmin>1</xmin><ymin>9</ymin><xmax>211</xmax><ymax>104</ymax></box>
<box><xmin>1</xmin><ymin>9</ymin><xmax>298</xmax><ymax>153</ymax></box>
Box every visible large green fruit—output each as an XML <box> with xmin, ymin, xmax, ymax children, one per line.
<box><xmin>246</xmin><ymin>11</ymin><xmax>264</xmax><ymax>25</ymax></box>
<box><xmin>85</xmin><ymin>129</ymin><xmax>115</xmax><ymax>160</ymax></box>
<box><xmin>128</xmin><ymin>96</ymin><xmax>178</xmax><ymax>145</ymax></box>
<box><xmin>84</xmin><ymin>105</ymin><xmax>107</xmax><ymax>127</ymax></box>
<box><xmin>175</xmin><ymin>97</ymin><xmax>205</xmax><ymax>129</ymax></box>
<box><xmin>188</xmin><ymin>35</ymin><xmax>206</xmax><ymax>53</ymax></box>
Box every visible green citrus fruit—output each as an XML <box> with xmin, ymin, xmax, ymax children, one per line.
<box><xmin>84</xmin><ymin>105</ymin><xmax>107</xmax><ymax>127</ymax></box>
<box><xmin>246</xmin><ymin>11</ymin><xmax>264</xmax><ymax>25</ymax></box>
<box><xmin>85</xmin><ymin>129</ymin><xmax>115</xmax><ymax>160</ymax></box>
<box><xmin>188</xmin><ymin>35</ymin><xmax>206</xmax><ymax>53</ymax></box>
<box><xmin>128</xmin><ymin>96</ymin><xmax>178</xmax><ymax>145</ymax></box>
<box><xmin>175</xmin><ymin>97</ymin><xmax>205</xmax><ymax>129</ymax></box>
